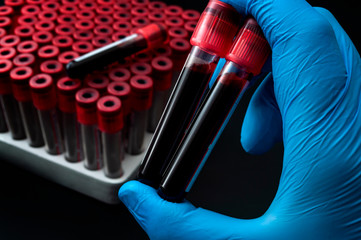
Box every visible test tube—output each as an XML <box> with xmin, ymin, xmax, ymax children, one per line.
<box><xmin>30</xmin><ymin>73</ymin><xmax>64</xmax><ymax>155</ymax></box>
<box><xmin>158</xmin><ymin>18</ymin><xmax>271</xmax><ymax>202</ymax></box>
<box><xmin>127</xmin><ymin>75</ymin><xmax>153</xmax><ymax>155</ymax></box>
<box><xmin>66</xmin><ymin>23</ymin><xmax>168</xmax><ymax>79</ymax></box>
<box><xmin>147</xmin><ymin>56</ymin><xmax>173</xmax><ymax>132</ymax></box>
<box><xmin>76</xmin><ymin>88</ymin><xmax>102</xmax><ymax>170</ymax></box>
<box><xmin>10</xmin><ymin>66</ymin><xmax>44</xmax><ymax>147</ymax></box>
<box><xmin>57</xmin><ymin>77</ymin><xmax>83</xmax><ymax>162</ymax></box>
<box><xmin>0</xmin><ymin>59</ymin><xmax>25</xmax><ymax>139</ymax></box>
<box><xmin>138</xmin><ymin>0</ymin><xmax>242</xmax><ymax>187</ymax></box>
<box><xmin>97</xmin><ymin>95</ymin><xmax>124</xmax><ymax>178</ymax></box>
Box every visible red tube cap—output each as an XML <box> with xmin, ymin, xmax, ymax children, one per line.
<box><xmin>0</xmin><ymin>28</ymin><xmax>6</xmax><ymax>39</ymax></box>
<box><xmin>113</xmin><ymin>11</ymin><xmax>131</xmax><ymax>22</ymax></box>
<box><xmin>73</xmin><ymin>30</ymin><xmax>93</xmax><ymax>42</ymax></box>
<box><xmin>58</xmin><ymin>51</ymin><xmax>79</xmax><ymax>65</ymax></box>
<box><xmin>17</xmin><ymin>40</ymin><xmax>38</xmax><ymax>54</ymax></box>
<box><xmin>78</xmin><ymin>1</ymin><xmax>97</xmax><ymax>10</ymax></box>
<box><xmin>72</xmin><ymin>41</ymin><xmax>93</xmax><ymax>54</ymax></box>
<box><xmin>39</xmin><ymin>10</ymin><xmax>58</xmax><ymax>21</ymax></box>
<box><xmin>0</xmin><ymin>35</ymin><xmax>20</xmax><ymax>48</ymax></box>
<box><xmin>57</xmin><ymin>77</ymin><xmax>82</xmax><ymax>113</ymax></box>
<box><xmin>85</xmin><ymin>74</ymin><xmax>110</xmax><ymax>94</ymax></box>
<box><xmin>94</xmin><ymin>15</ymin><xmax>113</xmax><ymax>25</ymax></box>
<box><xmin>112</xmin><ymin>21</ymin><xmax>131</xmax><ymax>33</ymax></box>
<box><xmin>148</xmin><ymin>1</ymin><xmax>166</xmax><ymax>12</ymax></box>
<box><xmin>165</xmin><ymin>17</ymin><xmax>184</xmax><ymax>29</ymax></box>
<box><xmin>130</xmin><ymin>75</ymin><xmax>153</xmax><ymax>111</ymax></box>
<box><xmin>92</xmin><ymin>36</ymin><xmax>112</xmax><ymax>49</ymax></box>
<box><xmin>0</xmin><ymin>6</ymin><xmax>13</xmax><ymax>16</ymax></box>
<box><xmin>148</xmin><ymin>12</ymin><xmax>166</xmax><ymax>23</ymax></box>
<box><xmin>130</xmin><ymin>62</ymin><xmax>152</xmax><ymax>76</ymax></box>
<box><xmin>10</xmin><ymin>66</ymin><xmax>33</xmax><ymax>102</ymax></box>
<box><xmin>21</xmin><ymin>4</ymin><xmax>40</xmax><ymax>15</ymax></box>
<box><xmin>75</xmin><ymin>88</ymin><xmax>100</xmax><ymax>125</ymax></box>
<box><xmin>59</xmin><ymin>4</ymin><xmax>78</xmax><ymax>15</ymax></box>
<box><xmin>52</xmin><ymin>35</ymin><xmax>73</xmax><ymax>50</ymax></box>
<box><xmin>0</xmin><ymin>47</ymin><xmax>16</xmax><ymax>60</ymax></box>
<box><xmin>164</xmin><ymin>5</ymin><xmax>183</xmax><ymax>17</ymax></box>
<box><xmin>75</xmin><ymin>19</ymin><xmax>94</xmax><ymax>32</ymax></box>
<box><xmin>29</xmin><ymin>73</ymin><xmax>57</xmax><ymax>110</ymax></box>
<box><xmin>40</xmin><ymin>60</ymin><xmax>64</xmax><ymax>78</ymax></box>
<box><xmin>93</xmin><ymin>25</ymin><xmax>113</xmax><ymax>37</ymax></box>
<box><xmin>107</xmin><ymin>81</ymin><xmax>131</xmax><ymax>116</ymax></box>
<box><xmin>38</xmin><ymin>45</ymin><xmax>60</xmax><ymax>60</ymax></box>
<box><xmin>181</xmin><ymin>10</ymin><xmax>200</xmax><ymax>22</ymax></box>
<box><xmin>76</xmin><ymin>10</ymin><xmax>95</xmax><ymax>20</ymax></box>
<box><xmin>14</xmin><ymin>25</ymin><xmax>35</xmax><ymax>39</ymax></box>
<box><xmin>0</xmin><ymin>59</ymin><xmax>13</xmax><ymax>94</ymax></box>
<box><xmin>34</xmin><ymin>20</ymin><xmax>55</xmax><ymax>32</ymax></box>
<box><xmin>97</xmin><ymin>95</ymin><xmax>123</xmax><ymax>133</ymax></box>
<box><xmin>0</xmin><ymin>16</ymin><xmax>11</xmax><ymax>29</ymax></box>
<box><xmin>41</xmin><ymin>1</ymin><xmax>60</xmax><ymax>11</ymax></box>
<box><xmin>57</xmin><ymin>14</ymin><xmax>76</xmax><ymax>25</ymax></box>
<box><xmin>131</xmin><ymin>17</ymin><xmax>150</xmax><ymax>29</ymax></box>
<box><xmin>55</xmin><ymin>24</ymin><xmax>75</xmax><ymax>36</ymax></box>
<box><xmin>226</xmin><ymin>18</ymin><xmax>271</xmax><ymax>75</ymax></box>
<box><xmin>191</xmin><ymin>0</ymin><xmax>241</xmax><ymax>57</ymax></box>
<box><xmin>32</xmin><ymin>31</ymin><xmax>53</xmax><ymax>46</ymax></box>
<box><xmin>131</xmin><ymin>7</ymin><xmax>149</xmax><ymax>18</ymax></box>
<box><xmin>131</xmin><ymin>0</ymin><xmax>149</xmax><ymax>8</ymax></box>
<box><xmin>135</xmin><ymin>23</ymin><xmax>169</xmax><ymax>51</ymax></box>
<box><xmin>153</xmin><ymin>45</ymin><xmax>172</xmax><ymax>57</ymax></box>
<box><xmin>168</xmin><ymin>27</ymin><xmax>188</xmax><ymax>39</ymax></box>
<box><xmin>13</xmin><ymin>53</ymin><xmax>35</xmax><ymax>67</ymax></box>
<box><xmin>17</xmin><ymin>15</ymin><xmax>37</xmax><ymax>26</ymax></box>
<box><xmin>95</xmin><ymin>5</ymin><xmax>113</xmax><ymax>15</ymax></box>
<box><xmin>108</xmin><ymin>67</ymin><xmax>131</xmax><ymax>82</ymax></box>
<box><xmin>169</xmin><ymin>38</ymin><xmax>191</xmax><ymax>71</ymax></box>
<box><xmin>133</xmin><ymin>51</ymin><xmax>153</xmax><ymax>63</ymax></box>
<box><xmin>151</xmin><ymin>56</ymin><xmax>173</xmax><ymax>91</ymax></box>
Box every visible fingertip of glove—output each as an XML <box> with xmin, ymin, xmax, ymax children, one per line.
<box><xmin>118</xmin><ymin>180</ymin><xmax>141</xmax><ymax>204</ymax></box>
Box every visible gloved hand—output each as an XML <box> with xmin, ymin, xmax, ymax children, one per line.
<box><xmin>119</xmin><ymin>0</ymin><xmax>361</xmax><ymax>239</ymax></box>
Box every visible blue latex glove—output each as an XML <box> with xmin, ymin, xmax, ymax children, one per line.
<box><xmin>119</xmin><ymin>0</ymin><xmax>361</xmax><ymax>239</ymax></box>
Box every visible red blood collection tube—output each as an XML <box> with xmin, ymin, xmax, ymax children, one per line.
<box><xmin>52</xmin><ymin>35</ymin><xmax>73</xmax><ymax>51</ymax></box>
<box><xmin>148</xmin><ymin>1</ymin><xmax>166</xmax><ymax>12</ymax></box>
<box><xmin>10</xmin><ymin>66</ymin><xmax>44</xmax><ymax>147</ymax></box>
<box><xmin>164</xmin><ymin>5</ymin><xmax>183</xmax><ymax>17</ymax></box>
<box><xmin>181</xmin><ymin>10</ymin><xmax>201</xmax><ymax>22</ymax></box>
<box><xmin>0</xmin><ymin>35</ymin><xmax>20</xmax><ymax>48</ymax></box>
<box><xmin>113</xmin><ymin>11</ymin><xmax>131</xmax><ymax>23</ymax></box>
<box><xmin>184</xmin><ymin>21</ymin><xmax>197</xmax><ymax>40</ymax></box>
<box><xmin>112</xmin><ymin>21</ymin><xmax>131</xmax><ymax>33</ymax></box>
<box><xmin>0</xmin><ymin>6</ymin><xmax>14</xmax><ymax>17</ymax></box>
<box><xmin>158</xmin><ymin>18</ymin><xmax>271</xmax><ymax>202</ymax></box>
<box><xmin>168</xmin><ymin>38</ymin><xmax>191</xmax><ymax>88</ymax></box>
<box><xmin>113</xmin><ymin>2</ymin><xmax>131</xmax><ymax>12</ymax></box>
<box><xmin>30</xmin><ymin>73</ymin><xmax>64</xmax><ymax>155</ymax></box>
<box><xmin>66</xmin><ymin>23</ymin><xmax>168</xmax><ymax>79</ymax></box>
<box><xmin>97</xmin><ymin>95</ymin><xmax>124</xmax><ymax>178</ymax></box>
<box><xmin>168</xmin><ymin>27</ymin><xmax>188</xmax><ymax>40</ymax></box>
<box><xmin>131</xmin><ymin>0</ymin><xmax>149</xmax><ymax>8</ymax></box>
<box><xmin>133</xmin><ymin>51</ymin><xmax>153</xmax><ymax>63</ymax></box>
<box><xmin>59</xmin><ymin>4</ymin><xmax>78</xmax><ymax>15</ymax></box>
<box><xmin>57</xmin><ymin>77</ymin><xmax>84</xmax><ymax>162</ymax></box>
<box><xmin>93</xmin><ymin>25</ymin><xmax>113</xmax><ymax>37</ymax></box>
<box><xmin>92</xmin><ymin>36</ymin><xmax>112</xmax><ymax>49</ymax></box>
<box><xmin>17</xmin><ymin>15</ymin><xmax>37</xmax><ymax>26</ymax></box>
<box><xmin>72</xmin><ymin>41</ymin><xmax>94</xmax><ymax>55</ymax></box>
<box><xmin>138</xmin><ymin>0</ymin><xmax>241</xmax><ymax>187</ymax></box>
<box><xmin>85</xmin><ymin>74</ymin><xmax>110</xmax><ymax>95</ymax></box>
<box><xmin>0</xmin><ymin>16</ymin><xmax>11</xmax><ymax>31</ymax></box>
<box><xmin>78</xmin><ymin>1</ymin><xmax>97</xmax><ymax>11</ymax></box>
<box><xmin>76</xmin><ymin>10</ymin><xmax>95</xmax><ymax>20</ymax></box>
<box><xmin>75</xmin><ymin>19</ymin><xmax>95</xmax><ymax>32</ymax></box>
<box><xmin>32</xmin><ymin>31</ymin><xmax>53</xmax><ymax>46</ymax></box>
<box><xmin>34</xmin><ymin>20</ymin><xmax>56</xmax><ymax>33</ymax></box>
<box><xmin>108</xmin><ymin>67</ymin><xmax>131</xmax><ymax>82</ymax></box>
<box><xmin>153</xmin><ymin>45</ymin><xmax>172</xmax><ymax>57</ymax></box>
<box><xmin>41</xmin><ymin>1</ymin><xmax>60</xmax><ymax>12</ymax></box>
<box><xmin>58</xmin><ymin>51</ymin><xmax>79</xmax><ymax>66</ymax></box>
<box><xmin>39</xmin><ymin>10</ymin><xmax>58</xmax><ymax>22</ymax></box>
<box><xmin>14</xmin><ymin>25</ymin><xmax>35</xmax><ymax>40</ymax></box>
<box><xmin>95</xmin><ymin>5</ymin><xmax>113</xmax><ymax>16</ymax></box>
<box><xmin>0</xmin><ymin>47</ymin><xmax>16</xmax><ymax>60</ymax></box>
<box><xmin>94</xmin><ymin>15</ymin><xmax>114</xmax><ymax>25</ymax></box>
<box><xmin>73</xmin><ymin>30</ymin><xmax>93</xmax><ymax>42</ymax></box>
<box><xmin>57</xmin><ymin>14</ymin><xmax>77</xmax><ymax>26</ymax></box>
<box><xmin>127</xmin><ymin>75</ymin><xmax>152</xmax><ymax>155</ymax></box>
<box><xmin>164</xmin><ymin>17</ymin><xmax>184</xmax><ymax>29</ymax></box>
<box><xmin>20</xmin><ymin>4</ymin><xmax>40</xmax><ymax>16</ymax></box>
<box><xmin>148</xmin><ymin>11</ymin><xmax>166</xmax><ymax>24</ymax></box>
<box><xmin>17</xmin><ymin>40</ymin><xmax>38</xmax><ymax>55</ymax></box>
<box><xmin>131</xmin><ymin>17</ymin><xmax>150</xmax><ymax>30</ymax></box>
<box><xmin>40</xmin><ymin>60</ymin><xmax>64</xmax><ymax>82</ymax></box>
<box><xmin>147</xmin><ymin>56</ymin><xmax>173</xmax><ymax>132</ymax></box>
<box><xmin>13</xmin><ymin>53</ymin><xmax>35</xmax><ymax>68</ymax></box>
<box><xmin>37</xmin><ymin>45</ymin><xmax>60</xmax><ymax>62</ymax></box>
<box><xmin>130</xmin><ymin>62</ymin><xmax>152</xmax><ymax>76</ymax></box>
<box><xmin>0</xmin><ymin>59</ymin><xmax>26</xmax><ymax>139</ymax></box>
<box><xmin>76</xmin><ymin>88</ymin><xmax>102</xmax><ymax>170</ymax></box>
<box><xmin>55</xmin><ymin>24</ymin><xmax>75</xmax><ymax>37</ymax></box>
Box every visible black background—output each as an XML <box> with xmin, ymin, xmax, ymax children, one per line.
<box><xmin>0</xmin><ymin>0</ymin><xmax>359</xmax><ymax>239</ymax></box>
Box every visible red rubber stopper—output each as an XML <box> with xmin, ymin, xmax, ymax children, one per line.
<box><xmin>76</xmin><ymin>10</ymin><xmax>95</xmax><ymax>20</ymax></box>
<box><xmin>59</xmin><ymin>4</ymin><xmax>78</xmax><ymax>15</ymax></box>
<box><xmin>112</xmin><ymin>21</ymin><xmax>131</xmax><ymax>33</ymax></box>
<box><xmin>29</xmin><ymin>73</ymin><xmax>56</xmax><ymax>110</ymax></box>
<box><xmin>226</xmin><ymin>18</ymin><xmax>271</xmax><ymax>75</ymax></box>
<box><xmin>62</xmin><ymin>0</ymin><xmax>79</xmax><ymax>5</ymax></box>
<box><xmin>153</xmin><ymin>45</ymin><xmax>172</xmax><ymax>57</ymax></box>
<box><xmin>97</xmin><ymin>95</ymin><xmax>123</xmax><ymax>134</ymax></box>
<box><xmin>112</xmin><ymin>31</ymin><xmax>129</xmax><ymax>42</ymax></box>
<box><xmin>92</xmin><ymin>36</ymin><xmax>111</xmax><ymax>49</ymax></box>
<box><xmin>26</xmin><ymin>0</ymin><xmax>44</xmax><ymax>5</ymax></box>
<box><xmin>0</xmin><ymin>6</ymin><xmax>14</xmax><ymax>16</ymax></box>
<box><xmin>108</xmin><ymin>67</ymin><xmax>131</xmax><ymax>82</ymax></box>
<box><xmin>10</xmin><ymin>66</ymin><xmax>33</xmax><ymax>102</ymax></box>
<box><xmin>184</xmin><ymin>21</ymin><xmax>197</xmax><ymax>39</ymax></box>
<box><xmin>148</xmin><ymin>11</ymin><xmax>166</xmax><ymax>23</ymax></box>
<box><xmin>32</xmin><ymin>31</ymin><xmax>53</xmax><ymax>46</ymax></box>
<box><xmin>39</xmin><ymin>10</ymin><xmax>58</xmax><ymax>21</ymax></box>
<box><xmin>165</xmin><ymin>17</ymin><xmax>184</xmax><ymax>29</ymax></box>
<box><xmin>0</xmin><ymin>34</ymin><xmax>20</xmax><ymax>48</ymax></box>
<box><xmin>75</xmin><ymin>88</ymin><xmax>100</xmax><ymax>125</ymax></box>
<box><xmin>191</xmin><ymin>0</ymin><xmax>241</xmax><ymax>57</ymax></box>
<box><xmin>0</xmin><ymin>28</ymin><xmax>6</xmax><ymax>39</ymax></box>
<box><xmin>95</xmin><ymin>5</ymin><xmax>113</xmax><ymax>15</ymax></box>
<box><xmin>55</xmin><ymin>24</ymin><xmax>75</xmax><ymax>36</ymax></box>
<box><xmin>38</xmin><ymin>45</ymin><xmax>60</xmax><ymax>60</ymax></box>
<box><xmin>73</xmin><ymin>30</ymin><xmax>93</xmax><ymax>42</ymax></box>
<box><xmin>97</xmin><ymin>0</ymin><xmax>114</xmax><ymax>6</ymax></box>
<box><xmin>13</xmin><ymin>53</ymin><xmax>35</xmax><ymax>67</ymax></box>
<box><xmin>85</xmin><ymin>74</ymin><xmax>110</xmax><ymax>95</ymax></box>
<box><xmin>0</xmin><ymin>59</ymin><xmax>13</xmax><ymax>94</ymax></box>
<box><xmin>151</xmin><ymin>56</ymin><xmax>173</xmax><ymax>91</ymax></box>
<box><xmin>75</xmin><ymin>19</ymin><xmax>94</xmax><ymax>31</ymax></box>
<box><xmin>131</xmin><ymin>7</ymin><xmax>148</xmax><ymax>18</ymax></box>
<box><xmin>148</xmin><ymin>1</ymin><xmax>166</xmax><ymax>11</ymax></box>
<box><xmin>0</xmin><ymin>47</ymin><xmax>16</xmax><ymax>60</ymax></box>
<box><xmin>57</xmin><ymin>77</ymin><xmax>82</xmax><ymax>113</ymax></box>
<box><xmin>181</xmin><ymin>10</ymin><xmax>200</xmax><ymax>22</ymax></box>
<box><xmin>17</xmin><ymin>40</ymin><xmax>38</xmax><ymax>54</ymax></box>
<box><xmin>169</xmin><ymin>38</ymin><xmax>191</xmax><ymax>71</ymax></box>
<box><xmin>131</xmin><ymin>17</ymin><xmax>150</xmax><ymax>30</ymax></box>
<box><xmin>94</xmin><ymin>14</ymin><xmax>114</xmax><ymax>25</ymax></box>
<box><xmin>107</xmin><ymin>81</ymin><xmax>131</xmax><ymax>116</ymax></box>
<box><xmin>52</xmin><ymin>35</ymin><xmax>73</xmax><ymax>50</ymax></box>
<box><xmin>113</xmin><ymin>2</ymin><xmax>131</xmax><ymax>12</ymax></box>
<box><xmin>14</xmin><ymin>25</ymin><xmax>35</xmax><ymax>39</ymax></box>
<box><xmin>0</xmin><ymin>16</ymin><xmax>11</xmax><ymax>30</ymax></box>
<box><xmin>168</xmin><ymin>27</ymin><xmax>188</xmax><ymax>39</ymax></box>
<box><xmin>113</xmin><ymin>11</ymin><xmax>131</xmax><ymax>22</ymax></box>
<box><xmin>41</xmin><ymin>1</ymin><xmax>60</xmax><ymax>11</ymax></box>
<box><xmin>93</xmin><ymin>24</ymin><xmax>113</xmax><ymax>37</ymax></box>
<box><xmin>135</xmin><ymin>23</ymin><xmax>169</xmax><ymax>51</ymax></box>
<box><xmin>131</xmin><ymin>0</ymin><xmax>149</xmax><ymax>8</ymax></box>
<box><xmin>72</xmin><ymin>41</ymin><xmax>93</xmax><ymax>54</ymax></box>
<box><xmin>78</xmin><ymin>1</ymin><xmax>97</xmax><ymax>11</ymax></box>
<box><xmin>17</xmin><ymin>15</ymin><xmax>37</xmax><ymax>26</ymax></box>
<box><xmin>133</xmin><ymin>51</ymin><xmax>153</xmax><ymax>63</ymax></box>
<box><xmin>57</xmin><ymin>14</ymin><xmax>76</xmax><ymax>25</ymax></box>
<box><xmin>130</xmin><ymin>75</ymin><xmax>153</xmax><ymax>111</ymax></box>
<box><xmin>130</xmin><ymin>62</ymin><xmax>152</xmax><ymax>76</ymax></box>
<box><xmin>34</xmin><ymin>20</ymin><xmax>55</xmax><ymax>32</ymax></box>
<box><xmin>164</xmin><ymin>5</ymin><xmax>183</xmax><ymax>17</ymax></box>
<box><xmin>58</xmin><ymin>51</ymin><xmax>79</xmax><ymax>65</ymax></box>
<box><xmin>21</xmin><ymin>4</ymin><xmax>40</xmax><ymax>15</ymax></box>
<box><xmin>40</xmin><ymin>60</ymin><xmax>64</xmax><ymax>80</ymax></box>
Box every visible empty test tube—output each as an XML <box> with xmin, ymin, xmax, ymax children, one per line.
<box><xmin>30</xmin><ymin>73</ymin><xmax>64</xmax><ymax>155</ymax></box>
<box><xmin>97</xmin><ymin>95</ymin><xmax>124</xmax><ymax>178</ymax></box>
<box><xmin>57</xmin><ymin>77</ymin><xmax>83</xmax><ymax>162</ymax></box>
<box><xmin>76</xmin><ymin>88</ymin><xmax>102</xmax><ymax>170</ymax></box>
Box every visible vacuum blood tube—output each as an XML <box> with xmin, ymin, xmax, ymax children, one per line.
<box><xmin>158</xmin><ymin>18</ymin><xmax>271</xmax><ymax>202</ymax></box>
<box><xmin>138</xmin><ymin>0</ymin><xmax>242</xmax><ymax>187</ymax></box>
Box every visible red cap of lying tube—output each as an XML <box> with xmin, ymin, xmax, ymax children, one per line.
<box><xmin>130</xmin><ymin>75</ymin><xmax>153</xmax><ymax>111</ymax></box>
<box><xmin>226</xmin><ymin>18</ymin><xmax>271</xmax><ymax>75</ymax></box>
<box><xmin>76</xmin><ymin>88</ymin><xmax>100</xmax><ymax>125</ymax></box>
<box><xmin>10</xmin><ymin>66</ymin><xmax>33</xmax><ymax>102</ymax></box>
<box><xmin>97</xmin><ymin>95</ymin><xmax>123</xmax><ymax>134</ymax></box>
<box><xmin>190</xmin><ymin>0</ymin><xmax>241</xmax><ymax>57</ymax></box>
<box><xmin>57</xmin><ymin>77</ymin><xmax>82</xmax><ymax>113</ymax></box>
<box><xmin>29</xmin><ymin>73</ymin><xmax>57</xmax><ymax>110</ymax></box>
<box><xmin>135</xmin><ymin>23</ymin><xmax>169</xmax><ymax>51</ymax></box>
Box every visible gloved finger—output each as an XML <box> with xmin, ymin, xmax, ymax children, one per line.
<box><xmin>241</xmin><ymin>73</ymin><xmax>282</xmax><ymax>154</ymax></box>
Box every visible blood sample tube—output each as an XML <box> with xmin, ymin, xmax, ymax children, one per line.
<box><xmin>66</xmin><ymin>23</ymin><xmax>168</xmax><ymax>79</ymax></box>
<box><xmin>10</xmin><ymin>66</ymin><xmax>44</xmax><ymax>147</ymax></box>
<box><xmin>108</xmin><ymin>67</ymin><xmax>131</xmax><ymax>82</ymax></box>
<box><xmin>84</xmin><ymin>74</ymin><xmax>109</xmax><ymax>95</ymax></box>
<box><xmin>14</xmin><ymin>25</ymin><xmax>35</xmax><ymax>40</ymax></box>
<box><xmin>93</xmin><ymin>25</ymin><xmax>113</xmax><ymax>37</ymax></box>
<box><xmin>32</xmin><ymin>31</ymin><xmax>53</xmax><ymax>46</ymax></box>
<box><xmin>57</xmin><ymin>14</ymin><xmax>76</xmax><ymax>26</ymax></box>
<box><xmin>127</xmin><ymin>75</ymin><xmax>152</xmax><ymax>155</ymax></box>
<box><xmin>164</xmin><ymin>5</ymin><xmax>183</xmax><ymax>17</ymax></box>
<box><xmin>0</xmin><ymin>35</ymin><xmax>20</xmax><ymax>48</ymax></box>
<box><xmin>58</xmin><ymin>51</ymin><xmax>79</xmax><ymax>66</ymax></box>
<box><xmin>73</xmin><ymin>30</ymin><xmax>93</xmax><ymax>42</ymax></box>
<box><xmin>38</xmin><ymin>10</ymin><xmax>58</xmax><ymax>22</ymax></box>
<box><xmin>17</xmin><ymin>15</ymin><xmax>37</xmax><ymax>26</ymax></box>
<box><xmin>113</xmin><ymin>11</ymin><xmax>131</xmax><ymax>23</ymax></box>
<box><xmin>0</xmin><ymin>59</ymin><xmax>26</xmax><ymax>139</ymax></box>
<box><xmin>55</xmin><ymin>24</ymin><xmax>75</xmax><ymax>37</ymax></box>
<box><xmin>97</xmin><ymin>95</ymin><xmax>124</xmax><ymax>178</ymax></box>
<box><xmin>168</xmin><ymin>38</ymin><xmax>191</xmax><ymax>89</ymax></box>
<box><xmin>92</xmin><ymin>36</ymin><xmax>112</xmax><ymax>49</ymax></box>
<box><xmin>181</xmin><ymin>10</ymin><xmax>200</xmax><ymax>22</ymax></box>
<box><xmin>21</xmin><ymin>4</ymin><xmax>40</xmax><ymax>16</ymax></box>
<box><xmin>148</xmin><ymin>12</ymin><xmax>166</xmax><ymax>24</ymax></box>
<box><xmin>168</xmin><ymin>27</ymin><xmax>188</xmax><ymax>40</ymax></box>
<box><xmin>148</xmin><ymin>1</ymin><xmax>166</xmax><ymax>12</ymax></box>
<box><xmin>0</xmin><ymin>47</ymin><xmax>16</xmax><ymax>60</ymax></box>
<box><xmin>41</xmin><ymin>1</ymin><xmax>60</xmax><ymax>12</ymax></box>
<box><xmin>138</xmin><ymin>0</ymin><xmax>241</xmax><ymax>187</ymax></box>
<box><xmin>130</xmin><ymin>62</ymin><xmax>152</xmax><ymax>76</ymax></box>
<box><xmin>72</xmin><ymin>41</ymin><xmax>94</xmax><ymax>55</ymax></box>
<box><xmin>94</xmin><ymin>15</ymin><xmax>113</xmax><ymax>26</ymax></box>
<box><xmin>57</xmin><ymin>77</ymin><xmax>83</xmax><ymax>162</ymax></box>
<box><xmin>0</xmin><ymin>16</ymin><xmax>11</xmax><ymax>31</ymax></box>
<box><xmin>40</xmin><ymin>60</ymin><xmax>64</xmax><ymax>82</ymax></box>
<box><xmin>75</xmin><ymin>19</ymin><xmax>95</xmax><ymax>32</ymax></box>
<box><xmin>34</xmin><ymin>20</ymin><xmax>56</xmax><ymax>33</ymax></box>
<box><xmin>30</xmin><ymin>73</ymin><xmax>64</xmax><ymax>155</ymax></box>
<box><xmin>17</xmin><ymin>40</ymin><xmax>38</xmax><ymax>55</ymax></box>
<box><xmin>158</xmin><ymin>18</ymin><xmax>271</xmax><ymax>202</ymax></box>
<box><xmin>52</xmin><ymin>35</ymin><xmax>73</xmax><ymax>51</ymax></box>
<box><xmin>78</xmin><ymin>1</ymin><xmax>97</xmax><ymax>11</ymax></box>
<box><xmin>76</xmin><ymin>10</ymin><xmax>95</xmax><ymax>20</ymax></box>
<box><xmin>147</xmin><ymin>56</ymin><xmax>173</xmax><ymax>132</ymax></box>
<box><xmin>13</xmin><ymin>53</ymin><xmax>35</xmax><ymax>68</ymax></box>
<box><xmin>76</xmin><ymin>88</ymin><xmax>102</xmax><ymax>170</ymax></box>
<box><xmin>38</xmin><ymin>45</ymin><xmax>60</xmax><ymax>62</ymax></box>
